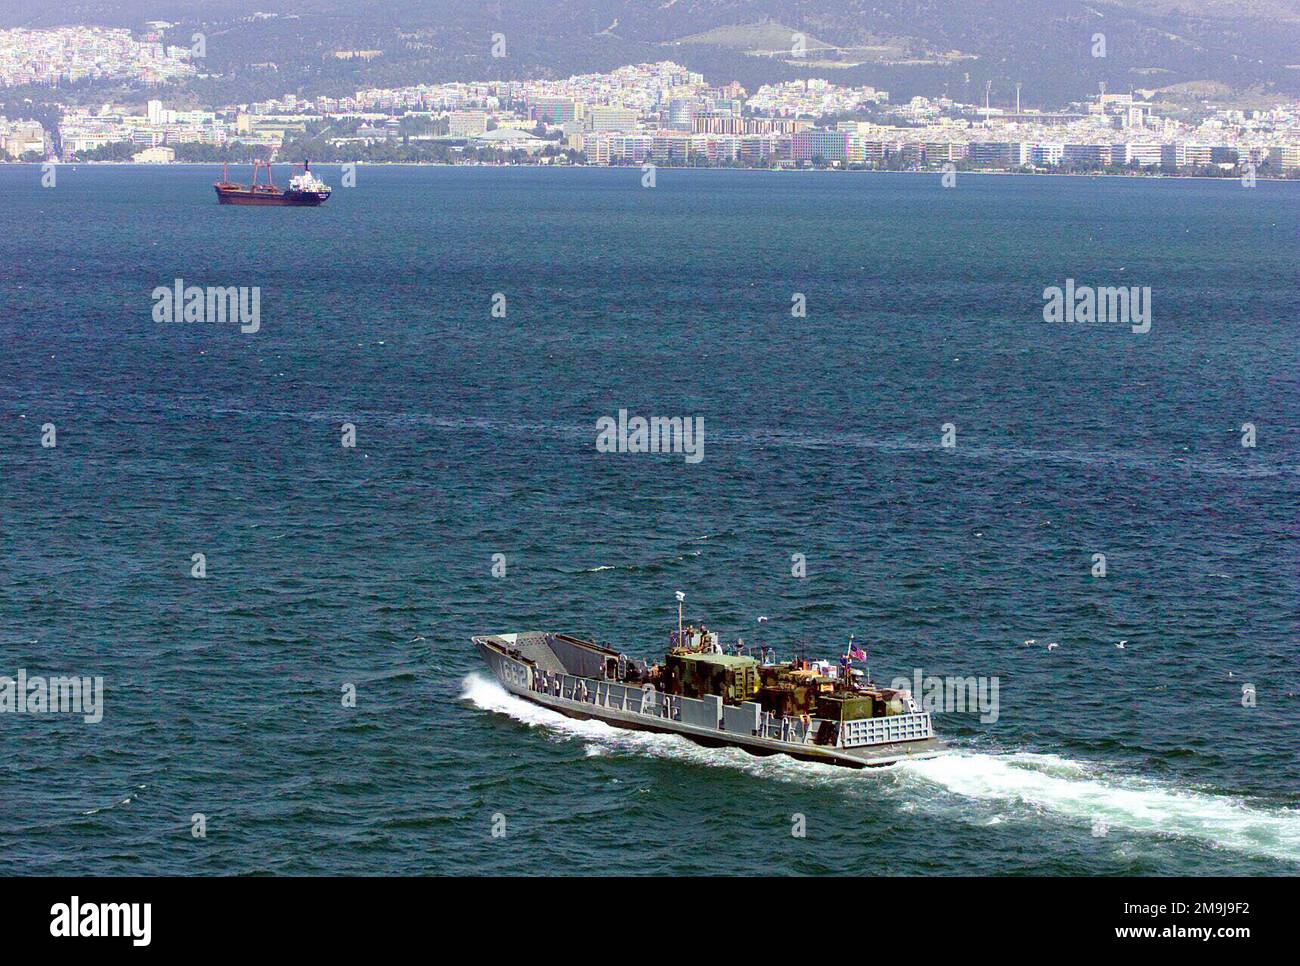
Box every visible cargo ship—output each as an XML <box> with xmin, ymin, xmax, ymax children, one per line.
<box><xmin>213</xmin><ymin>160</ymin><xmax>331</xmax><ymax>206</ymax></box>
<box><xmin>474</xmin><ymin>601</ymin><xmax>946</xmax><ymax>767</ymax></box>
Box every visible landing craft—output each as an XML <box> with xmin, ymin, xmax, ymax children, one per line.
<box><xmin>474</xmin><ymin>599</ymin><xmax>946</xmax><ymax>767</ymax></box>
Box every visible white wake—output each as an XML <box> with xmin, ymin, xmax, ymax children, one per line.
<box><xmin>899</xmin><ymin>753</ymin><xmax>1300</xmax><ymax>863</ymax></box>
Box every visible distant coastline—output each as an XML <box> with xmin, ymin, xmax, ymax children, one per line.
<box><xmin>4</xmin><ymin>160</ymin><xmax>1296</xmax><ymax>183</ymax></box>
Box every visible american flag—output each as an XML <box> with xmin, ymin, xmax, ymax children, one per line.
<box><xmin>848</xmin><ymin>644</ymin><xmax>867</xmax><ymax>661</ymax></box>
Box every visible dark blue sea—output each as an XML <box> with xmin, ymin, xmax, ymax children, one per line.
<box><xmin>1</xmin><ymin>164</ymin><xmax>1297</xmax><ymax>875</ymax></box>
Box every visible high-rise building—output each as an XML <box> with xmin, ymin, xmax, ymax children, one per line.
<box><xmin>1111</xmin><ymin>143</ymin><xmax>1162</xmax><ymax>167</ymax></box>
<box><xmin>666</xmin><ymin>98</ymin><xmax>698</xmax><ymax>131</ymax></box>
<box><xmin>447</xmin><ymin>111</ymin><xmax>489</xmax><ymax>137</ymax></box>
<box><xmin>693</xmin><ymin>112</ymin><xmax>743</xmax><ymax>135</ymax></box>
<box><xmin>924</xmin><ymin>142</ymin><xmax>966</xmax><ymax>163</ymax></box>
<box><xmin>1063</xmin><ymin>143</ymin><xmax>1113</xmax><ymax>166</ymax></box>
<box><xmin>969</xmin><ymin>141</ymin><xmax>1029</xmax><ymax>166</ymax></box>
<box><xmin>1030</xmin><ymin>143</ymin><xmax>1064</xmax><ymax>166</ymax></box>
<box><xmin>529</xmin><ymin>98</ymin><xmax>583</xmax><ymax>125</ymax></box>
<box><xmin>651</xmin><ymin>130</ymin><xmax>692</xmax><ymax>162</ymax></box>
<box><xmin>792</xmin><ymin>130</ymin><xmax>854</xmax><ymax>164</ymax></box>
<box><xmin>1269</xmin><ymin>144</ymin><xmax>1300</xmax><ymax>169</ymax></box>
<box><xmin>587</xmin><ymin>106</ymin><xmax>638</xmax><ymax>132</ymax></box>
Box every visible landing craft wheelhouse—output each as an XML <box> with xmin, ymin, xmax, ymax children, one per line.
<box><xmin>474</xmin><ymin>607</ymin><xmax>946</xmax><ymax>767</ymax></box>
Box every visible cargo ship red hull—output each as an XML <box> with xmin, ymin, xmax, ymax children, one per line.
<box><xmin>214</xmin><ymin>184</ymin><xmax>330</xmax><ymax>206</ymax></box>
<box><xmin>213</xmin><ymin>161</ymin><xmax>331</xmax><ymax>206</ymax></box>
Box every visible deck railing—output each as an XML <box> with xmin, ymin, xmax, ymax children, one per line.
<box><xmin>528</xmin><ymin>667</ymin><xmax>929</xmax><ymax>747</ymax></box>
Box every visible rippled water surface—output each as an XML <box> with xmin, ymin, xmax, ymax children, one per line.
<box><xmin>1</xmin><ymin>165</ymin><xmax>1297</xmax><ymax>875</ymax></box>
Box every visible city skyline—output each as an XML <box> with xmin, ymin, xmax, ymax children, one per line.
<box><xmin>3</xmin><ymin>34</ymin><xmax>1299</xmax><ymax>178</ymax></box>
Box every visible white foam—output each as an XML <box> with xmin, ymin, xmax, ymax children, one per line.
<box><xmin>463</xmin><ymin>674</ymin><xmax>1300</xmax><ymax>864</ymax></box>
<box><xmin>899</xmin><ymin>751</ymin><xmax>1300</xmax><ymax>864</ymax></box>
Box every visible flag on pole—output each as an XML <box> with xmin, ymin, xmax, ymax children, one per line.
<box><xmin>848</xmin><ymin>644</ymin><xmax>867</xmax><ymax>661</ymax></box>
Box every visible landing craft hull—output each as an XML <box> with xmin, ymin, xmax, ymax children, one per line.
<box><xmin>475</xmin><ymin>635</ymin><xmax>947</xmax><ymax>768</ymax></box>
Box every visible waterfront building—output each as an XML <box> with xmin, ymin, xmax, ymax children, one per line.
<box><xmin>650</xmin><ymin>129</ymin><xmax>692</xmax><ymax>163</ymax></box>
<box><xmin>1109</xmin><ymin>142</ymin><xmax>1163</xmax><ymax>167</ymax></box>
<box><xmin>472</xmin><ymin>128</ymin><xmax>548</xmax><ymax>153</ymax></box>
<box><xmin>969</xmin><ymin>141</ymin><xmax>1029</xmax><ymax>166</ymax></box>
<box><xmin>598</xmin><ymin>133</ymin><xmax>653</xmax><ymax>163</ymax></box>
<box><xmin>792</xmin><ymin>129</ymin><xmax>855</xmax><ymax>164</ymax></box>
<box><xmin>1269</xmin><ymin>144</ymin><xmax>1300</xmax><ymax>168</ymax></box>
<box><xmin>1063</xmin><ymin>143</ymin><xmax>1113</xmax><ymax>166</ymax></box>
<box><xmin>924</xmin><ymin>142</ymin><xmax>966</xmax><ymax>162</ymax></box>
<box><xmin>1029</xmin><ymin>142</ymin><xmax>1065</xmax><ymax>166</ymax></box>
<box><xmin>132</xmin><ymin>145</ymin><xmax>175</xmax><ymax>162</ymax></box>
<box><xmin>0</xmin><ymin>119</ymin><xmax>47</xmax><ymax>158</ymax></box>
<box><xmin>737</xmin><ymin>133</ymin><xmax>788</xmax><ymax>163</ymax></box>
<box><xmin>691</xmin><ymin>133</ymin><xmax>739</xmax><ymax>163</ymax></box>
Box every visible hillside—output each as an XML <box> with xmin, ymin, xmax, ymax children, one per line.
<box><xmin>2</xmin><ymin>0</ymin><xmax>1298</xmax><ymax>107</ymax></box>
